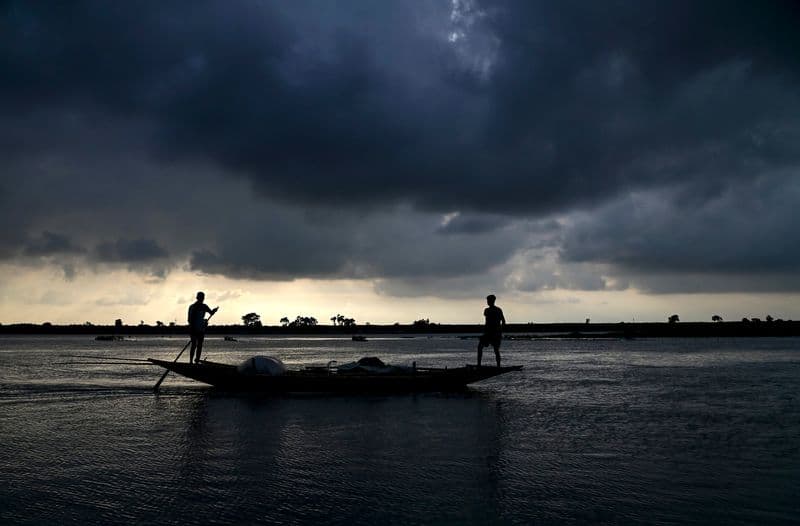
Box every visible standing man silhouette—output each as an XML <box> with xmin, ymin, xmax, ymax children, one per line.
<box><xmin>478</xmin><ymin>294</ymin><xmax>505</xmax><ymax>367</ymax></box>
<box><xmin>188</xmin><ymin>291</ymin><xmax>218</xmax><ymax>363</ymax></box>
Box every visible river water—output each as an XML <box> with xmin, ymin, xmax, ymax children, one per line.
<box><xmin>1</xmin><ymin>335</ymin><xmax>799</xmax><ymax>524</ymax></box>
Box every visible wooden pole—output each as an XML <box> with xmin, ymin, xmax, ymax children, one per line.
<box><xmin>152</xmin><ymin>340</ymin><xmax>191</xmax><ymax>393</ymax></box>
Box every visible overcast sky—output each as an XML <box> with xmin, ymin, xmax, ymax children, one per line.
<box><xmin>2</xmin><ymin>0</ymin><xmax>799</xmax><ymax>325</ymax></box>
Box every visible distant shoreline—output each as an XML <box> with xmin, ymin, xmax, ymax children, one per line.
<box><xmin>2</xmin><ymin>321</ymin><xmax>799</xmax><ymax>338</ymax></box>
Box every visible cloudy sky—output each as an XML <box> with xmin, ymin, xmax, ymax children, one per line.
<box><xmin>2</xmin><ymin>0</ymin><xmax>799</xmax><ymax>325</ymax></box>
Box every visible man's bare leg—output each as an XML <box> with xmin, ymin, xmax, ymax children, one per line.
<box><xmin>477</xmin><ymin>343</ymin><xmax>484</xmax><ymax>367</ymax></box>
<box><xmin>493</xmin><ymin>345</ymin><xmax>501</xmax><ymax>367</ymax></box>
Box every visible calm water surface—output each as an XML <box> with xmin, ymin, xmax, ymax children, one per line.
<box><xmin>1</xmin><ymin>335</ymin><xmax>799</xmax><ymax>524</ymax></box>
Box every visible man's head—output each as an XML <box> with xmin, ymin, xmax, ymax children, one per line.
<box><xmin>196</xmin><ymin>291</ymin><xmax>205</xmax><ymax>301</ymax></box>
<box><xmin>486</xmin><ymin>294</ymin><xmax>496</xmax><ymax>306</ymax></box>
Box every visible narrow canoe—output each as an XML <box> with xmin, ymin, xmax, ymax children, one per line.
<box><xmin>148</xmin><ymin>358</ymin><xmax>522</xmax><ymax>393</ymax></box>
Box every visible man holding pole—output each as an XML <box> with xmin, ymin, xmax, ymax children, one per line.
<box><xmin>188</xmin><ymin>291</ymin><xmax>218</xmax><ymax>363</ymax></box>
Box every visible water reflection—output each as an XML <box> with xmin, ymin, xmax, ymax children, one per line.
<box><xmin>159</xmin><ymin>392</ymin><xmax>510</xmax><ymax>525</ymax></box>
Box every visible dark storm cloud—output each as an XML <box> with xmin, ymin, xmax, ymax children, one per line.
<box><xmin>94</xmin><ymin>239</ymin><xmax>168</xmax><ymax>263</ymax></box>
<box><xmin>188</xmin><ymin>206</ymin><xmax>525</xmax><ymax>281</ymax></box>
<box><xmin>436</xmin><ymin>213</ymin><xmax>509</xmax><ymax>235</ymax></box>
<box><xmin>5</xmin><ymin>0</ymin><xmax>796</xmax><ymax>212</ymax></box>
<box><xmin>1</xmin><ymin>1</ymin><xmax>800</xmax><ymax>292</ymax></box>
<box><xmin>560</xmin><ymin>173</ymin><xmax>800</xmax><ymax>291</ymax></box>
<box><xmin>562</xmin><ymin>175</ymin><xmax>800</xmax><ymax>274</ymax></box>
<box><xmin>23</xmin><ymin>231</ymin><xmax>84</xmax><ymax>257</ymax></box>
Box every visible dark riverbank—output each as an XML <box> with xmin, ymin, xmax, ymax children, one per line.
<box><xmin>2</xmin><ymin>320</ymin><xmax>799</xmax><ymax>338</ymax></box>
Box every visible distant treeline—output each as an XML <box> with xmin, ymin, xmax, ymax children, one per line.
<box><xmin>2</xmin><ymin>321</ymin><xmax>800</xmax><ymax>338</ymax></box>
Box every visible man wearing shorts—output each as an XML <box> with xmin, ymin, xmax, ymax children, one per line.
<box><xmin>478</xmin><ymin>294</ymin><xmax>505</xmax><ymax>367</ymax></box>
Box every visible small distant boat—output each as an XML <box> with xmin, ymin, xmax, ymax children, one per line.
<box><xmin>352</xmin><ymin>335</ymin><xmax>368</xmax><ymax>342</ymax></box>
<box><xmin>95</xmin><ymin>335</ymin><xmax>124</xmax><ymax>341</ymax></box>
<box><xmin>224</xmin><ymin>336</ymin><xmax>238</xmax><ymax>342</ymax></box>
<box><xmin>148</xmin><ymin>357</ymin><xmax>522</xmax><ymax>393</ymax></box>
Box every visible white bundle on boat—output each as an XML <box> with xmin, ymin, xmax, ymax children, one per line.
<box><xmin>237</xmin><ymin>356</ymin><xmax>287</xmax><ymax>376</ymax></box>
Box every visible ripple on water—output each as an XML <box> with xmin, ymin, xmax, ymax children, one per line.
<box><xmin>1</xmin><ymin>336</ymin><xmax>800</xmax><ymax>524</ymax></box>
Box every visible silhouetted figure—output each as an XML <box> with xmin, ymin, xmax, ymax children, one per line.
<box><xmin>188</xmin><ymin>291</ymin><xmax>218</xmax><ymax>363</ymax></box>
<box><xmin>478</xmin><ymin>294</ymin><xmax>505</xmax><ymax>367</ymax></box>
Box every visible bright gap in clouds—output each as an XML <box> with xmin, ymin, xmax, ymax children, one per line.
<box><xmin>1</xmin><ymin>263</ymin><xmax>797</xmax><ymax>326</ymax></box>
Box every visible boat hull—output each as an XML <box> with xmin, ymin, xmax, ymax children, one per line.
<box><xmin>148</xmin><ymin>359</ymin><xmax>522</xmax><ymax>393</ymax></box>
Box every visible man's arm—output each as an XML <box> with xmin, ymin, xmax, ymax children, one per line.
<box><xmin>500</xmin><ymin>308</ymin><xmax>506</xmax><ymax>326</ymax></box>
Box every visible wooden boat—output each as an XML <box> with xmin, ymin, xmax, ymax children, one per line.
<box><xmin>148</xmin><ymin>358</ymin><xmax>522</xmax><ymax>393</ymax></box>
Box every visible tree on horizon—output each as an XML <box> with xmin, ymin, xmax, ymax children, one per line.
<box><xmin>242</xmin><ymin>312</ymin><xmax>262</xmax><ymax>327</ymax></box>
<box><xmin>288</xmin><ymin>316</ymin><xmax>318</xmax><ymax>328</ymax></box>
<box><xmin>331</xmin><ymin>314</ymin><xmax>353</xmax><ymax>327</ymax></box>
